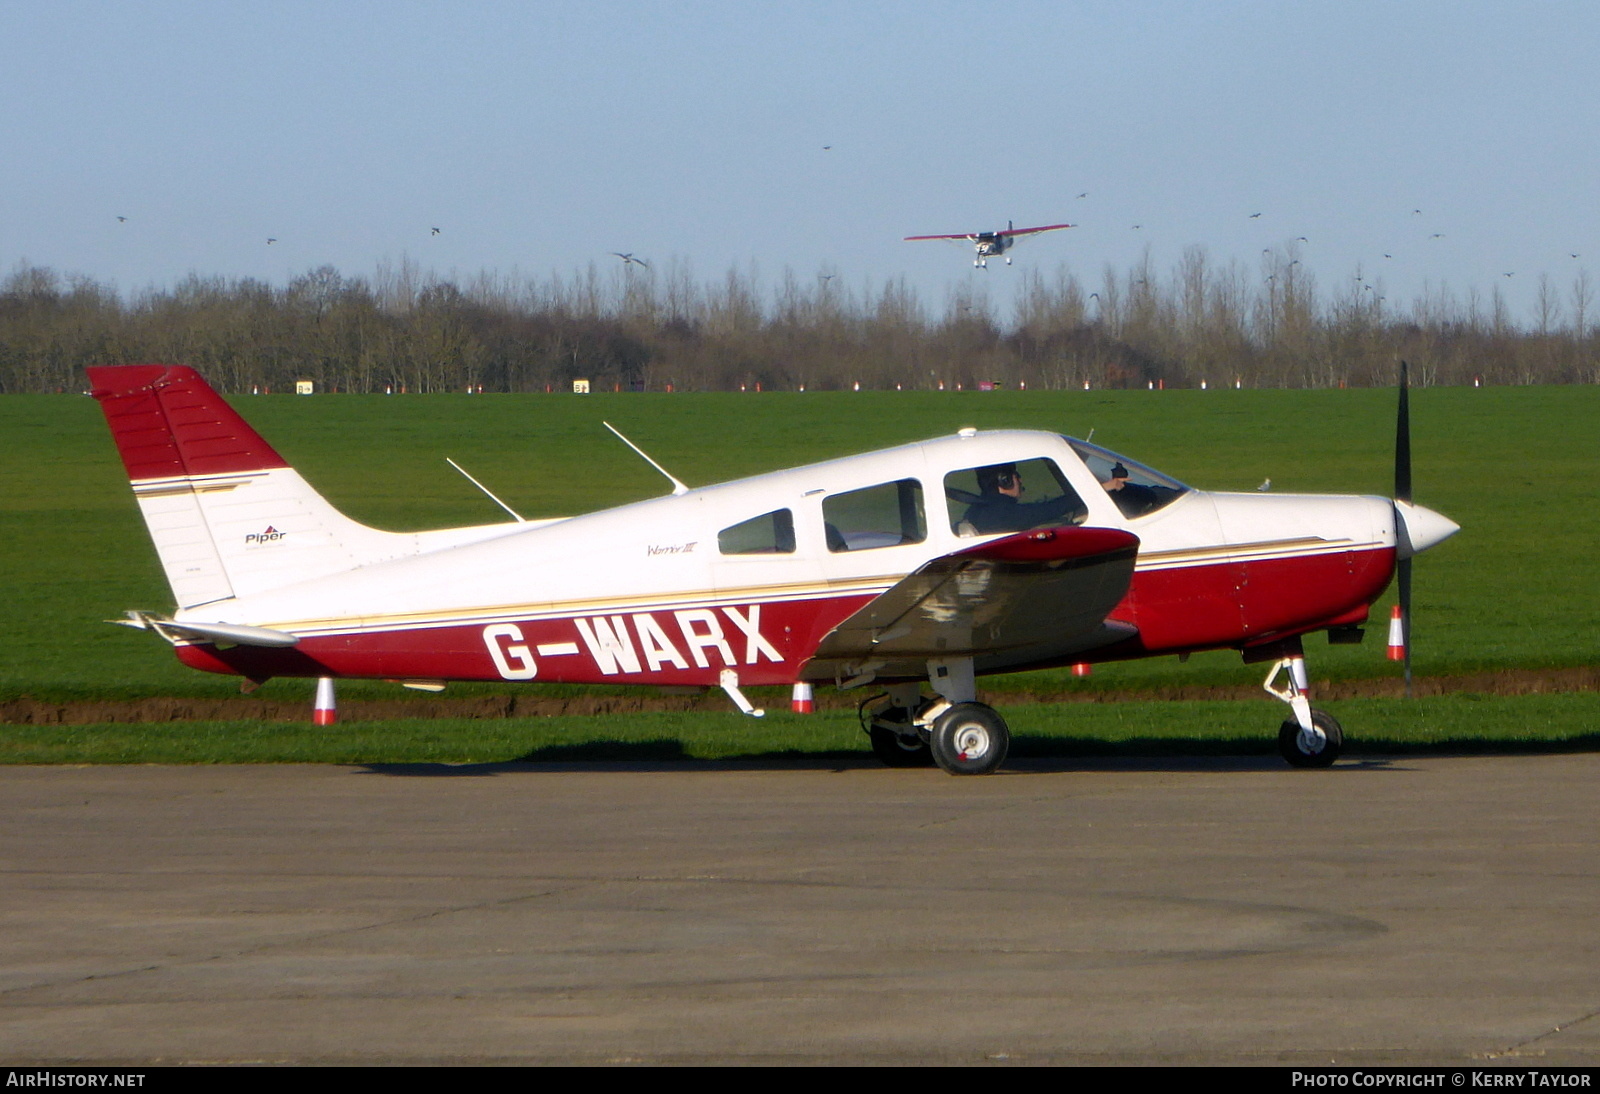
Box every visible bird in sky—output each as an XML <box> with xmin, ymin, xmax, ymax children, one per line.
<box><xmin>266</xmin><ymin>238</ymin><xmax>277</xmax><ymax>245</ymax></box>
<box><xmin>1077</xmin><ymin>192</ymin><xmax>1088</xmax><ymax>199</ymax></box>
<box><xmin>1429</xmin><ymin>233</ymin><xmax>1444</xmax><ymax>240</ymax></box>
<box><xmin>612</xmin><ymin>252</ymin><xmax>648</xmax><ymax>268</ymax></box>
<box><xmin>1249</xmin><ymin>212</ymin><xmax>1261</xmax><ymax>219</ymax></box>
<box><xmin>115</xmin><ymin>215</ymin><xmax>127</xmax><ymax>223</ymax></box>
<box><xmin>431</xmin><ymin>227</ymin><xmax>441</xmax><ymax>236</ymax></box>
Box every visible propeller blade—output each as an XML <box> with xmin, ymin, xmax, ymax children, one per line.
<box><xmin>1395</xmin><ymin>359</ymin><xmax>1412</xmax><ymax>504</ymax></box>
<box><xmin>1394</xmin><ymin>360</ymin><xmax>1415</xmax><ymax>697</ymax></box>
<box><xmin>1397</xmin><ymin>557</ymin><xmax>1413</xmax><ymax>698</ymax></box>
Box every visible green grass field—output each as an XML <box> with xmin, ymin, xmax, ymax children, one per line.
<box><xmin>2</xmin><ymin>385</ymin><xmax>1597</xmax><ymax>762</ymax></box>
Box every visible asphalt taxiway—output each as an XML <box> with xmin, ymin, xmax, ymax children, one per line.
<box><xmin>1</xmin><ymin>754</ymin><xmax>1596</xmax><ymax>1065</ymax></box>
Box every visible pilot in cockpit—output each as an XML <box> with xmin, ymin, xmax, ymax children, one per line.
<box><xmin>963</xmin><ymin>463</ymin><xmax>1080</xmax><ymax>534</ymax></box>
<box><xmin>1101</xmin><ymin>461</ymin><xmax>1162</xmax><ymax>518</ymax></box>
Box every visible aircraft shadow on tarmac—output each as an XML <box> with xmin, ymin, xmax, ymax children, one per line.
<box><xmin>356</xmin><ymin>742</ymin><xmax>1414</xmax><ymax>778</ymax></box>
<box><xmin>353</xmin><ymin>735</ymin><xmax>1600</xmax><ymax>777</ymax></box>
<box><xmin>355</xmin><ymin>731</ymin><xmax>1599</xmax><ymax>777</ymax></box>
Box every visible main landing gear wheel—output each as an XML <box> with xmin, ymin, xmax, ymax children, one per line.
<box><xmin>861</xmin><ymin>697</ymin><xmax>933</xmax><ymax>768</ymax></box>
<box><xmin>869</xmin><ymin>725</ymin><xmax>933</xmax><ymax>767</ymax></box>
<box><xmin>1278</xmin><ymin>709</ymin><xmax>1343</xmax><ymax>768</ymax></box>
<box><xmin>930</xmin><ymin>702</ymin><xmax>1010</xmax><ymax>776</ymax></box>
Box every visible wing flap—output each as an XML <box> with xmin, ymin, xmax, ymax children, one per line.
<box><xmin>805</xmin><ymin>526</ymin><xmax>1138</xmax><ymax>680</ymax></box>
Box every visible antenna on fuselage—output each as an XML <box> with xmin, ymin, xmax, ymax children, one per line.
<box><xmin>445</xmin><ymin>458</ymin><xmax>527</xmax><ymax>522</ymax></box>
<box><xmin>603</xmin><ymin>422</ymin><xmax>690</xmax><ymax>496</ymax></box>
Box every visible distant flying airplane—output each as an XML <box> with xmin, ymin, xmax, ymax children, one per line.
<box><xmin>904</xmin><ymin>221</ymin><xmax>1072</xmax><ymax>268</ymax></box>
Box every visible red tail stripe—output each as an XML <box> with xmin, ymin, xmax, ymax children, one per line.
<box><xmin>87</xmin><ymin>365</ymin><xmax>289</xmax><ymax>480</ymax></box>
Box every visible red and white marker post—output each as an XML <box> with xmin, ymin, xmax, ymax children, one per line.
<box><xmin>314</xmin><ymin>677</ymin><xmax>338</xmax><ymax>725</ymax></box>
<box><xmin>790</xmin><ymin>682</ymin><xmax>815</xmax><ymax>714</ymax></box>
<box><xmin>1386</xmin><ymin>604</ymin><xmax>1405</xmax><ymax>661</ymax></box>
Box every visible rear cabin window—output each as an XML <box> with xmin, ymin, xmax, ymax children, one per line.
<box><xmin>718</xmin><ymin>508</ymin><xmax>796</xmax><ymax>555</ymax></box>
<box><xmin>945</xmin><ymin>458</ymin><xmax>1087</xmax><ymax>536</ymax></box>
<box><xmin>822</xmin><ymin>479</ymin><xmax>926</xmax><ymax>552</ymax></box>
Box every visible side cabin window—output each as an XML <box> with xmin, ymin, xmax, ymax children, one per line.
<box><xmin>718</xmin><ymin>508</ymin><xmax>796</xmax><ymax>555</ymax></box>
<box><xmin>1066</xmin><ymin>439</ymin><xmax>1189</xmax><ymax>520</ymax></box>
<box><xmin>822</xmin><ymin>479</ymin><xmax>926</xmax><ymax>552</ymax></box>
<box><xmin>945</xmin><ymin>458</ymin><xmax>1087</xmax><ymax>536</ymax></box>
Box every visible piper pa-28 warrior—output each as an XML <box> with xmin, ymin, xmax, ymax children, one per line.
<box><xmin>89</xmin><ymin>364</ymin><xmax>1457</xmax><ymax>776</ymax></box>
<box><xmin>904</xmin><ymin>220</ymin><xmax>1072</xmax><ymax>268</ymax></box>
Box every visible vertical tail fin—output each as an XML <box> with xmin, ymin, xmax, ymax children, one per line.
<box><xmin>88</xmin><ymin>365</ymin><xmax>415</xmax><ymax>609</ymax></box>
<box><xmin>89</xmin><ymin>364</ymin><xmax>290</xmax><ymax>482</ymax></box>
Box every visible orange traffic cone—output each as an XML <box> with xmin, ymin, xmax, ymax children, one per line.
<box><xmin>791</xmin><ymin>682</ymin><xmax>814</xmax><ymax>714</ymax></box>
<box><xmin>314</xmin><ymin>676</ymin><xmax>338</xmax><ymax>725</ymax></box>
<box><xmin>1386</xmin><ymin>605</ymin><xmax>1405</xmax><ymax>661</ymax></box>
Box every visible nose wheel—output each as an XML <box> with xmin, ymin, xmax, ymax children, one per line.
<box><xmin>1278</xmin><ymin>708</ymin><xmax>1343</xmax><ymax>768</ymax></box>
<box><xmin>1263</xmin><ymin>653</ymin><xmax>1343</xmax><ymax>768</ymax></box>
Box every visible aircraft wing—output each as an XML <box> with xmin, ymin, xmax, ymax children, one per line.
<box><xmin>903</xmin><ymin>232</ymin><xmax>979</xmax><ymax>241</ymax></box>
<box><xmin>803</xmin><ymin>526</ymin><xmax>1139</xmax><ymax>683</ymax></box>
<box><xmin>998</xmin><ymin>222</ymin><xmax>1073</xmax><ymax>237</ymax></box>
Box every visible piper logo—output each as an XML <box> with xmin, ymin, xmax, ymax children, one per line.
<box><xmin>245</xmin><ymin>526</ymin><xmax>287</xmax><ymax>545</ymax></box>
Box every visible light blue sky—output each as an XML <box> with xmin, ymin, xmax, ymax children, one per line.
<box><xmin>3</xmin><ymin>1</ymin><xmax>1596</xmax><ymax>326</ymax></box>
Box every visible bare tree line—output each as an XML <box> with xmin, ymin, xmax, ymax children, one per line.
<box><xmin>2</xmin><ymin>249</ymin><xmax>1597</xmax><ymax>394</ymax></box>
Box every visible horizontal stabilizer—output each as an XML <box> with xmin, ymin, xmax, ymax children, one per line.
<box><xmin>805</xmin><ymin>525</ymin><xmax>1139</xmax><ymax>681</ymax></box>
<box><xmin>112</xmin><ymin>610</ymin><xmax>300</xmax><ymax>648</ymax></box>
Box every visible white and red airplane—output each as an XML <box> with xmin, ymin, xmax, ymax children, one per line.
<box><xmin>904</xmin><ymin>220</ymin><xmax>1072</xmax><ymax>268</ymax></box>
<box><xmin>88</xmin><ymin>364</ymin><xmax>1457</xmax><ymax>775</ymax></box>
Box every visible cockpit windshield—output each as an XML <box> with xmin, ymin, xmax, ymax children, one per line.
<box><xmin>1066</xmin><ymin>438</ymin><xmax>1190</xmax><ymax>519</ymax></box>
